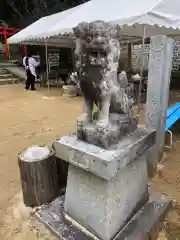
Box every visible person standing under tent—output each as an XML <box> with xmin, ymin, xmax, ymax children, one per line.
<box><xmin>23</xmin><ymin>52</ymin><xmax>40</xmax><ymax>91</ymax></box>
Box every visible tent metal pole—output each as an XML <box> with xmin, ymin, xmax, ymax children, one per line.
<box><xmin>137</xmin><ymin>25</ymin><xmax>146</xmax><ymax>123</ymax></box>
<box><xmin>45</xmin><ymin>38</ymin><xmax>49</xmax><ymax>92</ymax></box>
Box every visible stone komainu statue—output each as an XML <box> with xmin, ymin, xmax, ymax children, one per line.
<box><xmin>73</xmin><ymin>21</ymin><xmax>134</xmax><ymax>129</ymax></box>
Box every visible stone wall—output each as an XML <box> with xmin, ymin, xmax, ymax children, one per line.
<box><xmin>132</xmin><ymin>40</ymin><xmax>180</xmax><ymax>71</ymax></box>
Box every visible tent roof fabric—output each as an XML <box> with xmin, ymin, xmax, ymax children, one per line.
<box><xmin>7</xmin><ymin>2</ymin><xmax>88</xmax><ymax>45</ymax></box>
<box><xmin>8</xmin><ymin>0</ymin><xmax>180</xmax><ymax>45</ymax></box>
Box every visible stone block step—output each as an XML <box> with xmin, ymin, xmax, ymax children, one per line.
<box><xmin>0</xmin><ymin>78</ymin><xmax>20</xmax><ymax>85</ymax></box>
<box><xmin>0</xmin><ymin>62</ymin><xmax>18</xmax><ymax>67</ymax></box>
<box><xmin>0</xmin><ymin>69</ymin><xmax>8</xmax><ymax>74</ymax></box>
<box><xmin>0</xmin><ymin>73</ymin><xmax>12</xmax><ymax>78</ymax></box>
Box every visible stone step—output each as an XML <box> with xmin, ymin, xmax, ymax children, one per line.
<box><xmin>0</xmin><ymin>63</ymin><xmax>18</xmax><ymax>68</ymax></box>
<box><xmin>0</xmin><ymin>69</ymin><xmax>8</xmax><ymax>74</ymax></box>
<box><xmin>0</xmin><ymin>78</ymin><xmax>21</xmax><ymax>85</ymax></box>
<box><xmin>0</xmin><ymin>73</ymin><xmax>12</xmax><ymax>78</ymax></box>
<box><xmin>6</xmin><ymin>67</ymin><xmax>26</xmax><ymax>81</ymax></box>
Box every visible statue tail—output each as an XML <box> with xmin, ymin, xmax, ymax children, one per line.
<box><xmin>119</xmin><ymin>89</ymin><xmax>132</xmax><ymax>117</ymax></box>
<box><xmin>118</xmin><ymin>71</ymin><xmax>129</xmax><ymax>88</ymax></box>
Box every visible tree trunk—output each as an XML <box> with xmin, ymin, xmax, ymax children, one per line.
<box><xmin>18</xmin><ymin>145</ymin><xmax>68</xmax><ymax>207</ymax></box>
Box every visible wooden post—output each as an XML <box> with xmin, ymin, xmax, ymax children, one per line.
<box><xmin>127</xmin><ymin>43</ymin><xmax>132</xmax><ymax>72</ymax></box>
<box><xmin>4</xmin><ymin>30</ymin><xmax>9</xmax><ymax>57</ymax></box>
<box><xmin>24</xmin><ymin>45</ymin><xmax>27</xmax><ymax>56</ymax></box>
<box><xmin>18</xmin><ymin>145</ymin><xmax>68</xmax><ymax>207</ymax></box>
<box><xmin>45</xmin><ymin>39</ymin><xmax>49</xmax><ymax>91</ymax></box>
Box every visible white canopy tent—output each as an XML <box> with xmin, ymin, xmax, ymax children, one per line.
<box><xmin>7</xmin><ymin>0</ymin><xmax>180</xmax><ymax>108</ymax></box>
<box><xmin>7</xmin><ymin>2</ymin><xmax>91</xmax><ymax>46</ymax></box>
<box><xmin>7</xmin><ymin>0</ymin><xmax>180</xmax><ymax>45</ymax></box>
<box><xmin>39</xmin><ymin>0</ymin><xmax>180</xmax><ymax>38</ymax></box>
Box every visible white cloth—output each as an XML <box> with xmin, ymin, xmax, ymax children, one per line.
<box><xmin>23</xmin><ymin>56</ymin><xmax>39</xmax><ymax>77</ymax></box>
<box><xmin>8</xmin><ymin>0</ymin><xmax>180</xmax><ymax>44</ymax></box>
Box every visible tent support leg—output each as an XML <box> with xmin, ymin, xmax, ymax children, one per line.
<box><xmin>137</xmin><ymin>25</ymin><xmax>146</xmax><ymax>123</ymax></box>
<box><xmin>164</xmin><ymin>130</ymin><xmax>173</xmax><ymax>152</ymax></box>
<box><xmin>45</xmin><ymin>39</ymin><xmax>49</xmax><ymax>92</ymax></box>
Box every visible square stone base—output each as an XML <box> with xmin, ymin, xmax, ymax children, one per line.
<box><xmin>53</xmin><ymin>126</ymin><xmax>156</xmax><ymax>181</ymax></box>
<box><xmin>36</xmin><ymin>192</ymin><xmax>171</xmax><ymax>240</ymax></box>
<box><xmin>64</xmin><ymin>157</ymin><xmax>148</xmax><ymax>240</ymax></box>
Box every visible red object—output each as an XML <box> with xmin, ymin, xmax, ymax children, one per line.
<box><xmin>0</xmin><ymin>26</ymin><xmax>20</xmax><ymax>57</ymax></box>
<box><xmin>23</xmin><ymin>45</ymin><xmax>27</xmax><ymax>56</ymax></box>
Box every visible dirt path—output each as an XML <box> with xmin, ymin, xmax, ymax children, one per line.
<box><xmin>0</xmin><ymin>84</ymin><xmax>82</xmax><ymax>239</ymax></box>
<box><xmin>0</xmin><ymin>84</ymin><xmax>180</xmax><ymax>239</ymax></box>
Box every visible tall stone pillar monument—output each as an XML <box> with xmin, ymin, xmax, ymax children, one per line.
<box><xmin>145</xmin><ymin>36</ymin><xmax>173</xmax><ymax>167</ymax></box>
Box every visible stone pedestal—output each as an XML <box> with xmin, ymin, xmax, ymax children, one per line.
<box><xmin>65</xmin><ymin>160</ymin><xmax>148</xmax><ymax>240</ymax></box>
<box><xmin>36</xmin><ymin>193</ymin><xmax>171</xmax><ymax>240</ymax></box>
<box><xmin>53</xmin><ymin>126</ymin><xmax>156</xmax><ymax>240</ymax></box>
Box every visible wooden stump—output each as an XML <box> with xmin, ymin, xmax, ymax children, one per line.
<box><xmin>18</xmin><ymin>145</ymin><xmax>67</xmax><ymax>207</ymax></box>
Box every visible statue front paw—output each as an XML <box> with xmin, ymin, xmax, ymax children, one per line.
<box><xmin>77</xmin><ymin>113</ymin><xmax>92</xmax><ymax>126</ymax></box>
<box><xmin>96</xmin><ymin>119</ymin><xmax>109</xmax><ymax>129</ymax></box>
